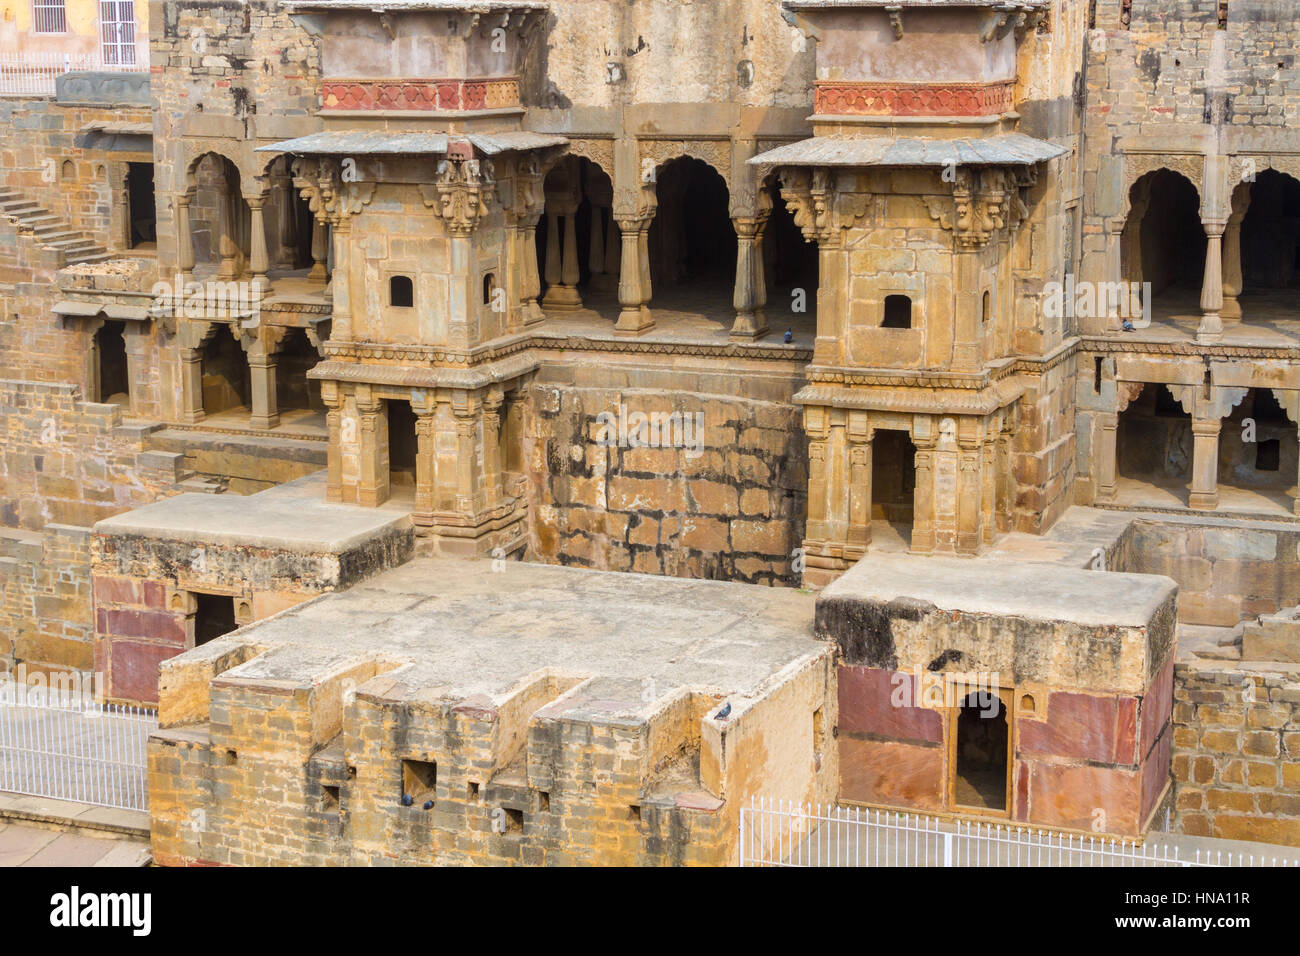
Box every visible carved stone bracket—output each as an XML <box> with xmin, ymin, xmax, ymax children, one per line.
<box><xmin>925</xmin><ymin>167</ymin><xmax>1017</xmax><ymax>250</ymax></box>
<box><xmin>1115</xmin><ymin>380</ymin><xmax>1145</xmax><ymax>414</ymax></box>
<box><xmin>420</xmin><ymin>158</ymin><xmax>497</xmax><ymax>236</ymax></box>
<box><xmin>291</xmin><ymin>157</ymin><xmax>376</xmax><ymax>224</ymax></box>
<box><xmin>1167</xmin><ymin>383</ymin><xmax>1249</xmax><ymax>421</ymax></box>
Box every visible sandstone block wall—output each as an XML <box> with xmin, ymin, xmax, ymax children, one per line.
<box><xmin>526</xmin><ymin>383</ymin><xmax>807</xmax><ymax>586</ymax></box>
<box><xmin>0</xmin><ymin>379</ymin><xmax>180</xmax><ymax>530</ymax></box>
<box><xmin>0</xmin><ymin>524</ymin><xmax>93</xmax><ymax>681</ymax></box>
<box><xmin>150</xmin><ymin>644</ymin><xmax>835</xmax><ymax>866</ymax></box>
<box><xmin>1172</xmin><ymin>661</ymin><xmax>1300</xmax><ymax>846</ymax></box>
<box><xmin>1118</xmin><ymin>517</ymin><xmax>1300</xmax><ymax>626</ymax></box>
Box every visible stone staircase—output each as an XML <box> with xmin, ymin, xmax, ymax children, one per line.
<box><xmin>0</xmin><ymin>187</ymin><xmax>111</xmax><ymax>266</ymax></box>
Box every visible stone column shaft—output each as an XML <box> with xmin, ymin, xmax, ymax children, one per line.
<box><xmin>247</xmin><ymin>353</ymin><xmax>279</xmax><ymax>430</ymax></box>
<box><xmin>1095</xmin><ymin>411</ymin><xmax>1120</xmax><ymax>502</ymax></box>
<box><xmin>615</xmin><ymin>216</ymin><xmax>654</xmax><ymax>335</ymax></box>
<box><xmin>176</xmin><ymin>195</ymin><xmax>195</xmax><ymax>283</ymax></box>
<box><xmin>248</xmin><ymin>198</ymin><xmax>269</xmax><ymax>290</ymax></box>
<box><xmin>1188</xmin><ymin>418</ymin><xmax>1221</xmax><ymax>511</ymax></box>
<box><xmin>1197</xmin><ymin>220</ymin><xmax>1226</xmax><ymax>344</ymax></box>
<box><xmin>730</xmin><ymin>217</ymin><xmax>769</xmax><ymax>341</ymax></box>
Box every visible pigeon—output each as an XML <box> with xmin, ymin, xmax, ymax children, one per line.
<box><xmin>715</xmin><ymin>702</ymin><xmax>732</xmax><ymax>720</ymax></box>
<box><xmin>423</xmin><ymin>800</ymin><xmax>434</xmax><ymax>810</ymax></box>
<box><xmin>401</xmin><ymin>794</ymin><xmax>414</xmax><ymax>807</ymax></box>
<box><xmin>783</xmin><ymin>329</ymin><xmax>793</xmax><ymax>343</ymax></box>
<box><xmin>1122</xmin><ymin>320</ymin><xmax>1135</xmax><ymax>332</ymax></box>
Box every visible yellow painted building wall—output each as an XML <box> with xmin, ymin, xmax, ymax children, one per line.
<box><xmin>0</xmin><ymin>0</ymin><xmax>148</xmax><ymax>60</ymax></box>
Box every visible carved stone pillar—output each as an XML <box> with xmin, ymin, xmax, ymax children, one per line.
<box><xmin>483</xmin><ymin>389</ymin><xmax>504</xmax><ymax>506</ymax></box>
<box><xmin>614</xmin><ymin>214</ymin><xmax>654</xmax><ymax>335</ymax></box>
<box><xmin>731</xmin><ymin>215</ymin><xmax>769</xmax><ymax>341</ymax></box>
<box><xmin>179</xmin><ymin>346</ymin><xmax>205</xmax><ymax>424</ymax></box>
<box><xmin>980</xmin><ymin>439</ymin><xmax>997</xmax><ymax>546</ymax></box>
<box><xmin>1197</xmin><ymin>219</ymin><xmax>1226</xmax><ymax>344</ymax></box>
<box><xmin>602</xmin><ymin>207</ymin><xmax>620</xmax><ymax>289</ymax></box>
<box><xmin>218</xmin><ymin>182</ymin><xmax>240</xmax><ymax>279</ymax></box>
<box><xmin>247</xmin><ymin>196</ymin><xmax>270</xmax><ymax>291</ymax></box>
<box><xmin>309</xmin><ymin>217</ymin><xmax>329</xmax><ymax>282</ymax></box>
<box><xmin>413</xmin><ymin>406</ymin><xmax>438</xmax><ymax>526</ymax></box>
<box><xmin>521</xmin><ymin>213</ymin><xmax>544</xmax><ymax>325</ymax></box>
<box><xmin>453</xmin><ymin>404</ymin><xmax>480</xmax><ymax>515</ymax></box>
<box><xmin>1105</xmin><ymin>218</ymin><xmax>1129</xmax><ymax>333</ymax></box>
<box><xmin>176</xmin><ymin>192</ymin><xmax>195</xmax><ymax>285</ymax></box>
<box><xmin>246</xmin><ymin>347</ymin><xmax>279</xmax><ymax>430</ymax></box>
<box><xmin>910</xmin><ymin>437</ymin><xmax>936</xmax><ymax>555</ymax></box>
<box><xmin>957</xmin><ymin>441</ymin><xmax>984</xmax><ymax>555</ymax></box>
<box><xmin>541</xmin><ymin>203</ymin><xmax>583</xmax><ymax>312</ymax></box>
<box><xmin>355</xmin><ymin>391</ymin><xmax>387</xmax><ymax>507</ymax></box>
<box><xmin>1188</xmin><ymin>417</ymin><xmax>1222</xmax><ymax>510</ymax></box>
<box><xmin>322</xmin><ymin>385</ymin><xmax>343</xmax><ymax>503</ymax></box>
<box><xmin>1221</xmin><ymin>207</ymin><xmax>1246</xmax><ymax>322</ymax></box>
<box><xmin>329</xmin><ymin>218</ymin><xmax>353</xmax><ymax>341</ymax></box>
<box><xmin>846</xmin><ymin>430</ymin><xmax>873</xmax><ymax>554</ymax></box>
<box><xmin>275</xmin><ymin>174</ymin><xmax>299</xmax><ymax>269</ymax></box>
<box><xmin>1095</xmin><ymin>410</ymin><xmax>1120</xmax><ymax>503</ymax></box>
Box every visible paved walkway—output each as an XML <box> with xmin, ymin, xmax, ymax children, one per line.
<box><xmin>0</xmin><ymin>818</ymin><xmax>149</xmax><ymax>867</ymax></box>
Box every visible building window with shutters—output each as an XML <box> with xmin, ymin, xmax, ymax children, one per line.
<box><xmin>99</xmin><ymin>0</ymin><xmax>137</xmax><ymax>66</ymax></box>
<box><xmin>32</xmin><ymin>0</ymin><xmax>67</xmax><ymax>34</ymax></box>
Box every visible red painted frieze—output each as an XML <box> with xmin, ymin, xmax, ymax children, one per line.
<box><xmin>814</xmin><ymin>80</ymin><xmax>1017</xmax><ymax>117</ymax></box>
<box><xmin>321</xmin><ymin>77</ymin><xmax>520</xmax><ymax>111</ymax></box>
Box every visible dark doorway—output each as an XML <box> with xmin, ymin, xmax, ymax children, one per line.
<box><xmin>1117</xmin><ymin>383</ymin><xmax>1192</xmax><ymax>484</ymax></box>
<box><xmin>871</xmin><ymin>429</ymin><xmax>917</xmax><ymax>523</ymax></box>
<box><xmin>387</xmin><ymin>400</ymin><xmax>418</xmax><ymax>487</ymax></box>
<box><xmin>200</xmin><ymin>325</ymin><xmax>249</xmax><ymax>415</ymax></box>
<box><xmin>126</xmin><ymin>162</ymin><xmax>156</xmax><ymax>248</ymax></box>
<box><xmin>764</xmin><ymin>182</ymin><xmax>819</xmax><ymax>302</ymax></box>
<box><xmin>1241</xmin><ymin>170</ymin><xmax>1300</xmax><ymax>292</ymax></box>
<box><xmin>649</xmin><ymin>157</ymin><xmax>736</xmax><ymax>287</ymax></box>
<box><xmin>194</xmin><ymin>592</ymin><xmax>237</xmax><ymax>646</ymax></box>
<box><xmin>274</xmin><ymin>328</ymin><xmax>322</xmax><ymax>414</ymax></box>
<box><xmin>953</xmin><ymin>690</ymin><xmax>1009</xmax><ymax>812</ymax></box>
<box><xmin>95</xmin><ymin>320</ymin><xmax>129</xmax><ymax>405</ymax></box>
<box><xmin>1124</xmin><ymin>169</ymin><xmax>1205</xmax><ymax>298</ymax></box>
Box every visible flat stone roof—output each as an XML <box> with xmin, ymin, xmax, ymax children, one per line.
<box><xmin>822</xmin><ymin>552</ymin><xmax>1176</xmax><ymax>629</ymax></box>
<box><xmin>93</xmin><ymin>472</ymin><xmax>411</xmax><ymax>554</ymax></box>
<box><xmin>211</xmin><ymin>557</ymin><xmax>824</xmax><ymax>711</ymax></box>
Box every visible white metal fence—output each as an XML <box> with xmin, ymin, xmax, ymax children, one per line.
<box><xmin>740</xmin><ymin>799</ymin><xmax>1300</xmax><ymax>867</ymax></box>
<box><xmin>0</xmin><ymin>683</ymin><xmax>155</xmax><ymax>811</ymax></box>
<box><xmin>0</xmin><ymin>51</ymin><xmax>147</xmax><ymax>97</ymax></box>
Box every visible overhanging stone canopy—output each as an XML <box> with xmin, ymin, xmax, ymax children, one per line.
<box><xmin>749</xmin><ymin>132</ymin><xmax>1066</xmax><ymax>168</ymax></box>
<box><xmin>258</xmin><ymin>129</ymin><xmax>567</xmax><ymax>157</ymax></box>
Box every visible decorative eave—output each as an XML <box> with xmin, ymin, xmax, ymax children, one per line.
<box><xmin>257</xmin><ymin>129</ymin><xmax>568</xmax><ymax>157</ymax></box>
<box><xmin>749</xmin><ymin>132</ymin><xmax>1066</xmax><ymax>169</ymax></box>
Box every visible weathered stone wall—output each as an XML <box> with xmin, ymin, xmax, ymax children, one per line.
<box><xmin>1118</xmin><ymin>516</ymin><xmax>1300</xmax><ymax>626</ymax></box>
<box><xmin>0</xmin><ymin>524</ymin><xmax>94</xmax><ymax>682</ymax></box>
<box><xmin>525</xmin><ymin>380</ymin><xmax>807</xmax><ymax>586</ymax></box>
<box><xmin>149</xmin><ymin>628</ymin><xmax>835</xmax><ymax>866</ymax></box>
<box><xmin>0</xmin><ymin>98</ymin><xmax>149</xmax><ymax>247</ymax></box>
<box><xmin>0</xmin><ymin>379</ymin><xmax>181</xmax><ymax>530</ymax></box>
<box><xmin>1172</xmin><ymin>660</ymin><xmax>1300</xmax><ymax>846</ymax></box>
